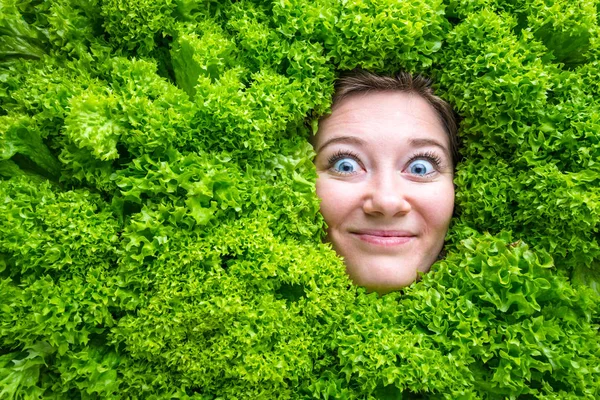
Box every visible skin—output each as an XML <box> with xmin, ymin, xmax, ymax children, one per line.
<box><xmin>314</xmin><ymin>91</ymin><xmax>455</xmax><ymax>294</ymax></box>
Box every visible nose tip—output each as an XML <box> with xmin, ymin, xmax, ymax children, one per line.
<box><xmin>362</xmin><ymin>178</ymin><xmax>412</xmax><ymax>216</ymax></box>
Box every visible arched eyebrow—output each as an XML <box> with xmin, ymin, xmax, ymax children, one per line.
<box><xmin>409</xmin><ymin>138</ymin><xmax>450</xmax><ymax>159</ymax></box>
<box><xmin>316</xmin><ymin>136</ymin><xmax>366</xmax><ymax>153</ymax></box>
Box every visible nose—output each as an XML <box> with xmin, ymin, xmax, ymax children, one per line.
<box><xmin>362</xmin><ymin>171</ymin><xmax>412</xmax><ymax>216</ymax></box>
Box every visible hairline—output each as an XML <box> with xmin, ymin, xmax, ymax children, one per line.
<box><xmin>329</xmin><ymin>70</ymin><xmax>460</xmax><ymax>167</ymax></box>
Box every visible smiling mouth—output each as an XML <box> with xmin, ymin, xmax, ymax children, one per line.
<box><xmin>351</xmin><ymin>230</ymin><xmax>415</xmax><ymax>246</ymax></box>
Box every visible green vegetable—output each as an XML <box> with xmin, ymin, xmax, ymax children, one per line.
<box><xmin>1</xmin><ymin>0</ymin><xmax>599</xmax><ymax>398</ymax></box>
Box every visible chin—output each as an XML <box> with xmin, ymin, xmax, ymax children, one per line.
<box><xmin>346</xmin><ymin>261</ymin><xmax>425</xmax><ymax>295</ymax></box>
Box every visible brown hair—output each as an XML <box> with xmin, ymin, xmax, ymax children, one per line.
<box><xmin>332</xmin><ymin>70</ymin><xmax>460</xmax><ymax>167</ymax></box>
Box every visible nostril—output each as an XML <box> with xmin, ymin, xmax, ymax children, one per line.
<box><xmin>363</xmin><ymin>192</ymin><xmax>411</xmax><ymax>216</ymax></box>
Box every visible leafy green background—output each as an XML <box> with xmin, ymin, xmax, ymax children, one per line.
<box><xmin>1</xmin><ymin>0</ymin><xmax>599</xmax><ymax>398</ymax></box>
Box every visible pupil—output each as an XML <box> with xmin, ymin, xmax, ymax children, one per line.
<box><xmin>413</xmin><ymin>164</ymin><xmax>425</xmax><ymax>174</ymax></box>
<box><xmin>342</xmin><ymin>163</ymin><xmax>352</xmax><ymax>171</ymax></box>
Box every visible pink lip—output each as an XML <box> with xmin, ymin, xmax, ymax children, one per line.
<box><xmin>351</xmin><ymin>230</ymin><xmax>415</xmax><ymax>246</ymax></box>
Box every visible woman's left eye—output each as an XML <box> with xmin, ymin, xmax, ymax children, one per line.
<box><xmin>407</xmin><ymin>159</ymin><xmax>435</xmax><ymax>176</ymax></box>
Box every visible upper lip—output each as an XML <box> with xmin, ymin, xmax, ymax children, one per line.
<box><xmin>351</xmin><ymin>230</ymin><xmax>415</xmax><ymax>237</ymax></box>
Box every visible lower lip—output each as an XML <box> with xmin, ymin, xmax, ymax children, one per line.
<box><xmin>354</xmin><ymin>234</ymin><xmax>414</xmax><ymax>246</ymax></box>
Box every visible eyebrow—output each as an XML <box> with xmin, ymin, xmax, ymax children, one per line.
<box><xmin>316</xmin><ymin>136</ymin><xmax>366</xmax><ymax>153</ymax></box>
<box><xmin>316</xmin><ymin>136</ymin><xmax>450</xmax><ymax>157</ymax></box>
<box><xmin>409</xmin><ymin>138</ymin><xmax>451</xmax><ymax>158</ymax></box>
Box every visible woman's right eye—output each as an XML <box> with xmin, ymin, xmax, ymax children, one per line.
<box><xmin>331</xmin><ymin>157</ymin><xmax>360</xmax><ymax>174</ymax></box>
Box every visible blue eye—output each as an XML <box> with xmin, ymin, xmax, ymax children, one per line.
<box><xmin>332</xmin><ymin>158</ymin><xmax>360</xmax><ymax>174</ymax></box>
<box><xmin>408</xmin><ymin>159</ymin><xmax>435</xmax><ymax>176</ymax></box>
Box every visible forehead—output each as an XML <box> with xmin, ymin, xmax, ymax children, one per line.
<box><xmin>315</xmin><ymin>91</ymin><xmax>448</xmax><ymax>150</ymax></box>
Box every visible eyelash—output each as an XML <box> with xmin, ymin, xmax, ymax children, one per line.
<box><xmin>326</xmin><ymin>150</ymin><xmax>443</xmax><ymax>171</ymax></box>
<box><xmin>327</xmin><ymin>150</ymin><xmax>361</xmax><ymax>168</ymax></box>
<box><xmin>407</xmin><ymin>151</ymin><xmax>443</xmax><ymax>170</ymax></box>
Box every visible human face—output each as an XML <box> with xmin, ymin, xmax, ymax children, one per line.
<box><xmin>314</xmin><ymin>91</ymin><xmax>455</xmax><ymax>294</ymax></box>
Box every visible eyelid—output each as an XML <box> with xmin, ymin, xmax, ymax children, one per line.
<box><xmin>322</xmin><ymin>149</ymin><xmax>446</xmax><ymax>176</ymax></box>
<box><xmin>406</xmin><ymin>151</ymin><xmax>443</xmax><ymax>170</ymax></box>
<box><xmin>327</xmin><ymin>150</ymin><xmax>362</xmax><ymax>166</ymax></box>
<box><xmin>403</xmin><ymin>151</ymin><xmax>444</xmax><ymax>178</ymax></box>
<box><xmin>327</xmin><ymin>150</ymin><xmax>364</xmax><ymax>174</ymax></box>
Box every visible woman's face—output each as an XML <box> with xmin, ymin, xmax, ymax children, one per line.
<box><xmin>314</xmin><ymin>91</ymin><xmax>455</xmax><ymax>294</ymax></box>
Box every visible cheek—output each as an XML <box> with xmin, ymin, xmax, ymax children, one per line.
<box><xmin>316</xmin><ymin>178</ymin><xmax>354</xmax><ymax>227</ymax></box>
<box><xmin>316</xmin><ymin>178</ymin><xmax>338</xmax><ymax>226</ymax></box>
<box><xmin>418</xmin><ymin>182</ymin><xmax>455</xmax><ymax>231</ymax></box>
